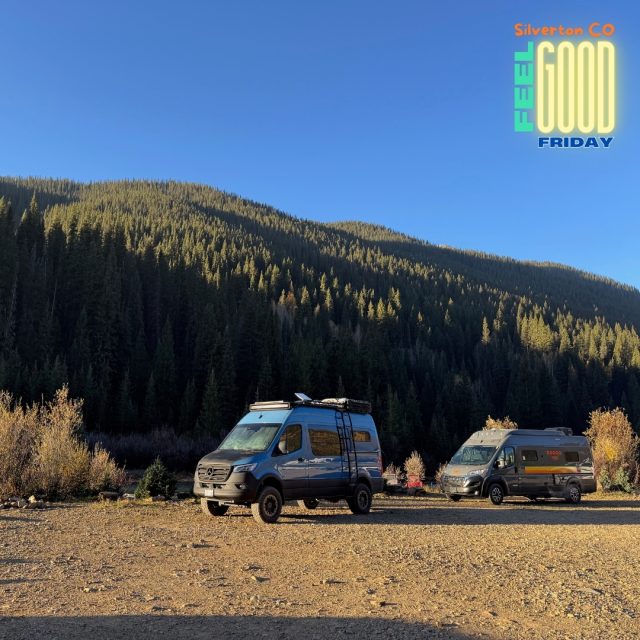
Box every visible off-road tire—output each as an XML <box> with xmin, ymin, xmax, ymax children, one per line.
<box><xmin>488</xmin><ymin>483</ymin><xmax>505</xmax><ymax>505</ymax></box>
<box><xmin>347</xmin><ymin>483</ymin><xmax>372</xmax><ymax>515</ymax></box>
<box><xmin>200</xmin><ymin>499</ymin><xmax>229</xmax><ymax>516</ymax></box>
<box><xmin>565</xmin><ymin>483</ymin><xmax>582</xmax><ymax>504</ymax></box>
<box><xmin>251</xmin><ymin>487</ymin><xmax>283</xmax><ymax>524</ymax></box>
<box><xmin>297</xmin><ymin>498</ymin><xmax>319</xmax><ymax>510</ymax></box>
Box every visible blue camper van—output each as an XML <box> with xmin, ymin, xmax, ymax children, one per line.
<box><xmin>194</xmin><ymin>394</ymin><xmax>384</xmax><ymax>524</ymax></box>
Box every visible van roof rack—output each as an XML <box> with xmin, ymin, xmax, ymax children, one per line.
<box><xmin>249</xmin><ymin>394</ymin><xmax>371</xmax><ymax>415</ymax></box>
<box><xmin>544</xmin><ymin>427</ymin><xmax>574</xmax><ymax>436</ymax></box>
<box><xmin>502</xmin><ymin>427</ymin><xmax>576</xmax><ymax>437</ymax></box>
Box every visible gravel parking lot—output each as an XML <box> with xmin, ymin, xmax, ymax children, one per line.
<box><xmin>1</xmin><ymin>493</ymin><xmax>639</xmax><ymax>639</ymax></box>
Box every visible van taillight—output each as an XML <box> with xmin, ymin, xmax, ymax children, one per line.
<box><xmin>377</xmin><ymin>454</ymin><xmax>383</xmax><ymax>473</ymax></box>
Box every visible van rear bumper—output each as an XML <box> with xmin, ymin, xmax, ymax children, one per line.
<box><xmin>193</xmin><ymin>472</ymin><xmax>260</xmax><ymax>504</ymax></box>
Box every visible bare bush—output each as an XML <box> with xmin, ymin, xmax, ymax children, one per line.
<box><xmin>0</xmin><ymin>392</ymin><xmax>40</xmax><ymax>497</ymax></box>
<box><xmin>403</xmin><ymin>450</ymin><xmax>426</xmax><ymax>480</ymax></box>
<box><xmin>585</xmin><ymin>408</ymin><xmax>638</xmax><ymax>492</ymax></box>
<box><xmin>88</xmin><ymin>444</ymin><xmax>128</xmax><ymax>493</ymax></box>
<box><xmin>484</xmin><ymin>415</ymin><xmax>518</xmax><ymax>430</ymax></box>
<box><xmin>33</xmin><ymin>388</ymin><xmax>91</xmax><ymax>498</ymax></box>
<box><xmin>383</xmin><ymin>462</ymin><xmax>401</xmax><ymax>478</ymax></box>
<box><xmin>434</xmin><ymin>462</ymin><xmax>447</xmax><ymax>492</ymax></box>
<box><xmin>0</xmin><ymin>387</ymin><xmax>127</xmax><ymax>499</ymax></box>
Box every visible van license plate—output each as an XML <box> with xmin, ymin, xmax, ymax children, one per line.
<box><xmin>204</xmin><ymin>488</ymin><xmax>214</xmax><ymax>497</ymax></box>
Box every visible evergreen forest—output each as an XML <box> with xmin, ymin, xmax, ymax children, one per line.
<box><xmin>1</xmin><ymin>177</ymin><xmax>640</xmax><ymax>467</ymax></box>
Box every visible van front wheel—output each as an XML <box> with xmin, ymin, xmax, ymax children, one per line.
<box><xmin>347</xmin><ymin>483</ymin><xmax>372</xmax><ymax>515</ymax></box>
<box><xmin>251</xmin><ymin>487</ymin><xmax>283</xmax><ymax>524</ymax></box>
<box><xmin>200</xmin><ymin>499</ymin><xmax>229</xmax><ymax>516</ymax></box>
<box><xmin>488</xmin><ymin>483</ymin><xmax>505</xmax><ymax>505</ymax></box>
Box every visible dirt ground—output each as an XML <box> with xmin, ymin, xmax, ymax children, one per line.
<box><xmin>1</xmin><ymin>492</ymin><xmax>639</xmax><ymax>640</ymax></box>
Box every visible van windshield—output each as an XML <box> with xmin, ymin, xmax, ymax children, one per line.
<box><xmin>218</xmin><ymin>423</ymin><xmax>280</xmax><ymax>452</ymax></box>
<box><xmin>450</xmin><ymin>445</ymin><xmax>496</xmax><ymax>465</ymax></box>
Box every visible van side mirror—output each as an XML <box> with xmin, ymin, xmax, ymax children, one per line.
<box><xmin>495</xmin><ymin>459</ymin><xmax>505</xmax><ymax>469</ymax></box>
<box><xmin>276</xmin><ymin>439</ymin><xmax>288</xmax><ymax>455</ymax></box>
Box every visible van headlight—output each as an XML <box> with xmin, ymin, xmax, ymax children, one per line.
<box><xmin>463</xmin><ymin>469</ymin><xmax>487</xmax><ymax>484</ymax></box>
<box><xmin>232</xmin><ymin>463</ymin><xmax>257</xmax><ymax>473</ymax></box>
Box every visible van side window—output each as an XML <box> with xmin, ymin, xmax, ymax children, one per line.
<box><xmin>564</xmin><ymin>451</ymin><xmax>579</xmax><ymax>463</ymax></box>
<box><xmin>353</xmin><ymin>431</ymin><xmax>371</xmax><ymax>443</ymax></box>
<box><xmin>277</xmin><ymin>424</ymin><xmax>302</xmax><ymax>455</ymax></box>
<box><xmin>309</xmin><ymin>429</ymin><xmax>341</xmax><ymax>456</ymax></box>
<box><xmin>522</xmin><ymin>450</ymin><xmax>538</xmax><ymax>462</ymax></box>
<box><xmin>496</xmin><ymin>446</ymin><xmax>515</xmax><ymax>467</ymax></box>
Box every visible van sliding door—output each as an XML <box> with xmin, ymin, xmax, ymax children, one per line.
<box><xmin>308</xmin><ymin>427</ymin><xmax>348</xmax><ymax>497</ymax></box>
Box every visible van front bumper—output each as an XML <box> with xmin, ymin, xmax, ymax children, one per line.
<box><xmin>442</xmin><ymin>475</ymin><xmax>484</xmax><ymax>496</ymax></box>
<box><xmin>193</xmin><ymin>472</ymin><xmax>260</xmax><ymax>504</ymax></box>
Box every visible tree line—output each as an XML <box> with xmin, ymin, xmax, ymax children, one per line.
<box><xmin>0</xmin><ymin>177</ymin><xmax>639</xmax><ymax>467</ymax></box>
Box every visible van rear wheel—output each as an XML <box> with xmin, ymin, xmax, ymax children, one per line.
<box><xmin>565</xmin><ymin>483</ymin><xmax>581</xmax><ymax>504</ymax></box>
<box><xmin>488</xmin><ymin>483</ymin><xmax>505</xmax><ymax>505</ymax></box>
<box><xmin>251</xmin><ymin>487</ymin><xmax>283</xmax><ymax>524</ymax></box>
<box><xmin>200</xmin><ymin>499</ymin><xmax>229</xmax><ymax>516</ymax></box>
<box><xmin>297</xmin><ymin>498</ymin><xmax>319</xmax><ymax>510</ymax></box>
<box><xmin>347</xmin><ymin>483</ymin><xmax>372</xmax><ymax>515</ymax></box>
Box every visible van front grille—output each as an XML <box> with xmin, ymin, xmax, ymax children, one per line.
<box><xmin>197</xmin><ymin>465</ymin><xmax>230</xmax><ymax>483</ymax></box>
<box><xmin>443</xmin><ymin>475</ymin><xmax>465</xmax><ymax>487</ymax></box>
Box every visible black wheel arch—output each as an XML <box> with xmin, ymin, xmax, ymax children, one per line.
<box><xmin>482</xmin><ymin>477</ymin><xmax>508</xmax><ymax>497</ymax></box>
<box><xmin>257</xmin><ymin>475</ymin><xmax>284</xmax><ymax>499</ymax></box>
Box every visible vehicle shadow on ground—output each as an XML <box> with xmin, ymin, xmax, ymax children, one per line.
<box><xmin>0</xmin><ymin>514</ymin><xmax>40</xmax><ymax>522</ymax></box>
<box><xmin>0</xmin><ymin>615</ymin><xmax>472</xmax><ymax>640</ymax></box>
<box><xmin>274</xmin><ymin>499</ymin><xmax>640</xmax><ymax>526</ymax></box>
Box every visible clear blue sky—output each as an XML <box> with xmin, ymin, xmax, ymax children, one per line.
<box><xmin>2</xmin><ymin>1</ymin><xmax>638</xmax><ymax>287</ymax></box>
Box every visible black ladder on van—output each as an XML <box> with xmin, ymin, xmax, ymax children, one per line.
<box><xmin>335</xmin><ymin>410</ymin><xmax>359</xmax><ymax>487</ymax></box>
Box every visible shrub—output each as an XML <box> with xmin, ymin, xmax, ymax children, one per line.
<box><xmin>403</xmin><ymin>450</ymin><xmax>426</xmax><ymax>480</ymax></box>
<box><xmin>612</xmin><ymin>467</ymin><xmax>634</xmax><ymax>493</ymax></box>
<box><xmin>135</xmin><ymin>457</ymin><xmax>176</xmax><ymax>498</ymax></box>
<box><xmin>0</xmin><ymin>387</ymin><xmax>127</xmax><ymax>499</ymax></box>
<box><xmin>598</xmin><ymin>469</ymin><xmax>612</xmax><ymax>491</ymax></box>
<box><xmin>585</xmin><ymin>408</ymin><xmax>638</xmax><ymax>491</ymax></box>
<box><xmin>88</xmin><ymin>444</ymin><xmax>128</xmax><ymax>493</ymax></box>
<box><xmin>484</xmin><ymin>415</ymin><xmax>518</xmax><ymax>430</ymax></box>
<box><xmin>33</xmin><ymin>388</ymin><xmax>92</xmax><ymax>498</ymax></box>
<box><xmin>0</xmin><ymin>392</ymin><xmax>39</xmax><ymax>497</ymax></box>
<box><xmin>434</xmin><ymin>462</ymin><xmax>447</xmax><ymax>492</ymax></box>
<box><xmin>383</xmin><ymin>462</ymin><xmax>401</xmax><ymax>478</ymax></box>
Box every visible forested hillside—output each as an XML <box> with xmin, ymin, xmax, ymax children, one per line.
<box><xmin>1</xmin><ymin>177</ymin><xmax>639</xmax><ymax>467</ymax></box>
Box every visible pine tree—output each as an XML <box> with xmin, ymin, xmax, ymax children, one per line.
<box><xmin>198</xmin><ymin>368</ymin><xmax>222</xmax><ymax>436</ymax></box>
